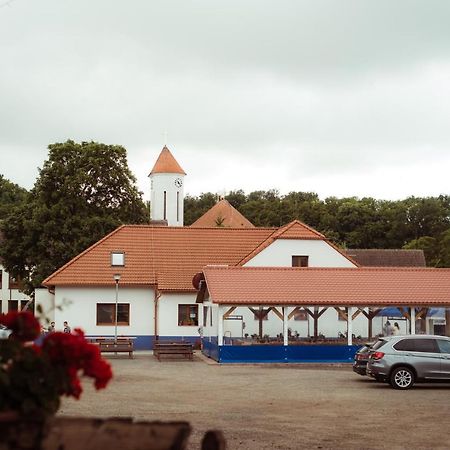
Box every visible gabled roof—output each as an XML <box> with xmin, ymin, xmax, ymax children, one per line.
<box><xmin>43</xmin><ymin>226</ymin><xmax>275</xmax><ymax>291</ymax></box>
<box><xmin>237</xmin><ymin>220</ymin><xmax>357</xmax><ymax>266</ymax></box>
<box><xmin>203</xmin><ymin>266</ymin><xmax>450</xmax><ymax>306</ymax></box>
<box><xmin>149</xmin><ymin>146</ymin><xmax>186</xmax><ymax>175</ymax></box>
<box><xmin>345</xmin><ymin>249</ymin><xmax>426</xmax><ymax>267</ymax></box>
<box><xmin>191</xmin><ymin>200</ymin><xmax>254</xmax><ymax>228</ymax></box>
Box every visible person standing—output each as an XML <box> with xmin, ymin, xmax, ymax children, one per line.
<box><xmin>392</xmin><ymin>322</ymin><xmax>401</xmax><ymax>335</ymax></box>
<box><xmin>384</xmin><ymin>321</ymin><xmax>394</xmax><ymax>336</ymax></box>
<box><xmin>63</xmin><ymin>321</ymin><xmax>71</xmax><ymax>333</ymax></box>
<box><xmin>48</xmin><ymin>321</ymin><xmax>56</xmax><ymax>333</ymax></box>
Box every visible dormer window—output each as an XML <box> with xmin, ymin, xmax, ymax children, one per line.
<box><xmin>111</xmin><ymin>252</ymin><xmax>125</xmax><ymax>266</ymax></box>
<box><xmin>292</xmin><ymin>255</ymin><xmax>309</xmax><ymax>267</ymax></box>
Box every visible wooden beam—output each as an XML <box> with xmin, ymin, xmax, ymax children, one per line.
<box><xmin>288</xmin><ymin>307</ymin><xmax>301</xmax><ymax>321</ymax></box>
<box><xmin>223</xmin><ymin>307</ymin><xmax>237</xmax><ymax>319</ymax></box>
<box><xmin>270</xmin><ymin>307</ymin><xmax>284</xmax><ymax>321</ymax></box>
<box><xmin>317</xmin><ymin>307</ymin><xmax>328</xmax><ymax>318</ymax></box>
<box><xmin>334</xmin><ymin>307</ymin><xmax>347</xmax><ymax>321</ymax></box>
<box><xmin>352</xmin><ymin>308</ymin><xmax>364</xmax><ymax>321</ymax></box>
<box><xmin>398</xmin><ymin>307</ymin><xmax>411</xmax><ymax>321</ymax></box>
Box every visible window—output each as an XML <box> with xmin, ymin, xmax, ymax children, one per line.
<box><xmin>0</xmin><ymin>270</ymin><xmax>2</xmax><ymax>288</ymax></box>
<box><xmin>413</xmin><ymin>339</ymin><xmax>438</xmax><ymax>353</ymax></box>
<box><xmin>20</xmin><ymin>300</ymin><xmax>34</xmax><ymax>313</ymax></box>
<box><xmin>292</xmin><ymin>256</ymin><xmax>309</xmax><ymax>267</ymax></box>
<box><xmin>8</xmin><ymin>300</ymin><xmax>18</xmax><ymax>312</ymax></box>
<box><xmin>394</xmin><ymin>338</ymin><xmax>438</xmax><ymax>353</ymax></box>
<box><xmin>111</xmin><ymin>252</ymin><xmax>125</xmax><ymax>266</ymax></box>
<box><xmin>178</xmin><ymin>304</ymin><xmax>198</xmax><ymax>326</ymax></box>
<box><xmin>96</xmin><ymin>303</ymin><xmax>130</xmax><ymax>325</ymax></box>
<box><xmin>203</xmin><ymin>306</ymin><xmax>212</xmax><ymax>327</ymax></box>
<box><xmin>293</xmin><ymin>309</ymin><xmax>307</xmax><ymax>321</ymax></box>
<box><xmin>163</xmin><ymin>191</ymin><xmax>167</xmax><ymax>220</ymax></box>
<box><xmin>177</xmin><ymin>192</ymin><xmax>180</xmax><ymax>222</ymax></box>
<box><xmin>437</xmin><ymin>339</ymin><xmax>450</xmax><ymax>354</ymax></box>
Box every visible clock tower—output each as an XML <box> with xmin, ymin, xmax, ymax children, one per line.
<box><xmin>149</xmin><ymin>146</ymin><xmax>186</xmax><ymax>226</ymax></box>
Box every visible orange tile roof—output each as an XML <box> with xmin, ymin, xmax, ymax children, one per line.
<box><xmin>203</xmin><ymin>266</ymin><xmax>450</xmax><ymax>306</ymax></box>
<box><xmin>149</xmin><ymin>146</ymin><xmax>186</xmax><ymax>175</ymax></box>
<box><xmin>237</xmin><ymin>220</ymin><xmax>357</xmax><ymax>266</ymax></box>
<box><xmin>43</xmin><ymin>226</ymin><xmax>275</xmax><ymax>291</ymax></box>
<box><xmin>191</xmin><ymin>200</ymin><xmax>254</xmax><ymax>228</ymax></box>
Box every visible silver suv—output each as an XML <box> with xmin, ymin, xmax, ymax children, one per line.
<box><xmin>366</xmin><ymin>335</ymin><xmax>450</xmax><ymax>389</ymax></box>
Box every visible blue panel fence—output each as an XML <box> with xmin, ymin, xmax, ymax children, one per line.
<box><xmin>202</xmin><ymin>341</ymin><xmax>360</xmax><ymax>364</ymax></box>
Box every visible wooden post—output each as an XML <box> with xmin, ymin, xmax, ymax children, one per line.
<box><xmin>283</xmin><ymin>306</ymin><xmax>289</xmax><ymax>346</ymax></box>
<box><xmin>347</xmin><ymin>307</ymin><xmax>353</xmax><ymax>346</ymax></box>
<box><xmin>258</xmin><ymin>306</ymin><xmax>263</xmax><ymax>339</ymax></box>
<box><xmin>410</xmin><ymin>307</ymin><xmax>416</xmax><ymax>335</ymax></box>
<box><xmin>313</xmin><ymin>306</ymin><xmax>319</xmax><ymax>339</ymax></box>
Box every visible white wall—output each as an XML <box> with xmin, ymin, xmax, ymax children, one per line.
<box><xmin>53</xmin><ymin>286</ymin><xmax>154</xmax><ymax>336</ymax></box>
<box><xmin>244</xmin><ymin>239</ymin><xmax>356</xmax><ymax>267</ymax></box>
<box><xmin>158</xmin><ymin>292</ymin><xmax>201</xmax><ymax>337</ymax></box>
<box><xmin>35</xmin><ymin>288</ymin><xmax>55</xmax><ymax>323</ymax></box>
<box><xmin>150</xmin><ymin>173</ymin><xmax>184</xmax><ymax>226</ymax></box>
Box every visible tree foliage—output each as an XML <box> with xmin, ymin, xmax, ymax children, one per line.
<box><xmin>0</xmin><ymin>175</ymin><xmax>27</xmax><ymax>221</ymax></box>
<box><xmin>0</xmin><ymin>141</ymin><xmax>148</xmax><ymax>292</ymax></box>
<box><xmin>185</xmin><ymin>190</ymin><xmax>450</xmax><ymax>266</ymax></box>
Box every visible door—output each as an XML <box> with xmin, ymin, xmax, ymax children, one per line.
<box><xmin>436</xmin><ymin>339</ymin><xmax>450</xmax><ymax>379</ymax></box>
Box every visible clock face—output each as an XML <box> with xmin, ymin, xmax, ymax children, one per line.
<box><xmin>174</xmin><ymin>178</ymin><xmax>183</xmax><ymax>188</ymax></box>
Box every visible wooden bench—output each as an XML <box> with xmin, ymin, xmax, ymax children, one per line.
<box><xmin>153</xmin><ymin>342</ymin><xmax>193</xmax><ymax>361</ymax></box>
<box><xmin>91</xmin><ymin>338</ymin><xmax>134</xmax><ymax>358</ymax></box>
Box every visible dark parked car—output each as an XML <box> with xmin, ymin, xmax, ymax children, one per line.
<box><xmin>353</xmin><ymin>342</ymin><xmax>373</xmax><ymax>376</ymax></box>
<box><xmin>367</xmin><ymin>335</ymin><xmax>450</xmax><ymax>389</ymax></box>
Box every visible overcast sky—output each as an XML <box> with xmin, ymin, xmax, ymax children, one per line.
<box><xmin>1</xmin><ymin>0</ymin><xmax>449</xmax><ymax>201</ymax></box>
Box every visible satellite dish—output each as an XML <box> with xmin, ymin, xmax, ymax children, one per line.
<box><xmin>192</xmin><ymin>272</ymin><xmax>205</xmax><ymax>290</ymax></box>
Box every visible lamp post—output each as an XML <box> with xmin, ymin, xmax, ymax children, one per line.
<box><xmin>113</xmin><ymin>273</ymin><xmax>121</xmax><ymax>344</ymax></box>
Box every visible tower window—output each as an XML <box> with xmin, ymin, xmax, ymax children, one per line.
<box><xmin>177</xmin><ymin>191</ymin><xmax>179</xmax><ymax>222</ymax></box>
<box><xmin>163</xmin><ymin>191</ymin><xmax>167</xmax><ymax>220</ymax></box>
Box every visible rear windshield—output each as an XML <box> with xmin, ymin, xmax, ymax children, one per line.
<box><xmin>371</xmin><ymin>339</ymin><xmax>387</xmax><ymax>351</ymax></box>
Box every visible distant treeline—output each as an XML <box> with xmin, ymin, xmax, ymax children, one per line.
<box><xmin>185</xmin><ymin>190</ymin><xmax>450</xmax><ymax>267</ymax></box>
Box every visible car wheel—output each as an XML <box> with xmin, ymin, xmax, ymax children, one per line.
<box><xmin>390</xmin><ymin>367</ymin><xmax>414</xmax><ymax>389</ymax></box>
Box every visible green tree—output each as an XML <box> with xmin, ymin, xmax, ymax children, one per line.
<box><xmin>0</xmin><ymin>175</ymin><xmax>27</xmax><ymax>221</ymax></box>
<box><xmin>0</xmin><ymin>140</ymin><xmax>148</xmax><ymax>292</ymax></box>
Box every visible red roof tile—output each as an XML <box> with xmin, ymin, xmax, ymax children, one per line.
<box><xmin>43</xmin><ymin>226</ymin><xmax>275</xmax><ymax>291</ymax></box>
<box><xmin>149</xmin><ymin>146</ymin><xmax>186</xmax><ymax>175</ymax></box>
<box><xmin>191</xmin><ymin>200</ymin><xmax>254</xmax><ymax>228</ymax></box>
<box><xmin>203</xmin><ymin>266</ymin><xmax>450</xmax><ymax>306</ymax></box>
<box><xmin>345</xmin><ymin>249</ymin><xmax>426</xmax><ymax>267</ymax></box>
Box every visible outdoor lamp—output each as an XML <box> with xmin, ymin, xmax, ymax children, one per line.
<box><xmin>113</xmin><ymin>273</ymin><xmax>121</xmax><ymax>343</ymax></box>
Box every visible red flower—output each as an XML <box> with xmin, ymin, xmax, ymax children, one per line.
<box><xmin>42</xmin><ymin>328</ymin><xmax>112</xmax><ymax>398</ymax></box>
<box><xmin>0</xmin><ymin>311</ymin><xmax>40</xmax><ymax>342</ymax></box>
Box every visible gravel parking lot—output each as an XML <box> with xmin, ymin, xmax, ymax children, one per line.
<box><xmin>59</xmin><ymin>351</ymin><xmax>450</xmax><ymax>449</ymax></box>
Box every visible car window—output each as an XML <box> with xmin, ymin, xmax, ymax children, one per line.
<box><xmin>394</xmin><ymin>338</ymin><xmax>439</xmax><ymax>353</ymax></box>
<box><xmin>394</xmin><ymin>339</ymin><xmax>416</xmax><ymax>351</ymax></box>
<box><xmin>437</xmin><ymin>340</ymin><xmax>450</xmax><ymax>354</ymax></box>
<box><xmin>371</xmin><ymin>339</ymin><xmax>387</xmax><ymax>350</ymax></box>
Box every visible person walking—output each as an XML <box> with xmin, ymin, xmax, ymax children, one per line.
<box><xmin>63</xmin><ymin>321</ymin><xmax>71</xmax><ymax>333</ymax></box>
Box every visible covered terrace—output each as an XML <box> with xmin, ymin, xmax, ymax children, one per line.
<box><xmin>197</xmin><ymin>266</ymin><xmax>450</xmax><ymax>363</ymax></box>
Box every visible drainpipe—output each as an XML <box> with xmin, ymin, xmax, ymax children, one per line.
<box><xmin>154</xmin><ymin>289</ymin><xmax>161</xmax><ymax>344</ymax></box>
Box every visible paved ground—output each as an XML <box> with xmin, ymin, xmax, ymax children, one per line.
<box><xmin>59</xmin><ymin>351</ymin><xmax>450</xmax><ymax>449</ymax></box>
